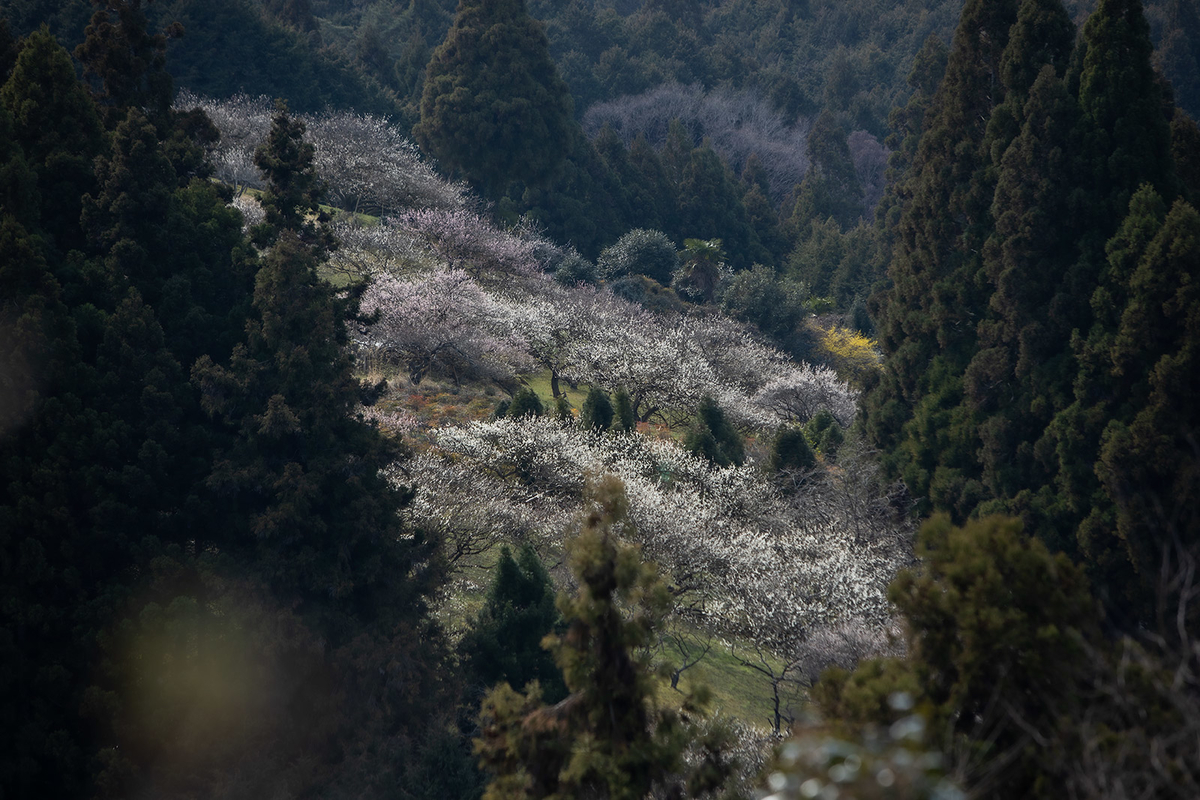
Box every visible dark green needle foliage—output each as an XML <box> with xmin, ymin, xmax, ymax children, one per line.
<box><xmin>580</xmin><ymin>387</ymin><xmax>614</xmax><ymax>432</ymax></box>
<box><xmin>612</xmin><ymin>387</ymin><xmax>635</xmax><ymax>433</ymax></box>
<box><xmin>74</xmin><ymin>0</ymin><xmax>180</xmax><ymax>129</ymax></box>
<box><xmin>554</xmin><ymin>393</ymin><xmax>573</xmax><ymax>422</ymax></box>
<box><xmin>461</xmin><ymin>545</ymin><xmax>566</xmax><ymax>703</ymax></box>
<box><xmin>862</xmin><ymin>0</ymin><xmax>1200</xmax><ymax>630</ymax></box>
<box><xmin>507</xmin><ymin>386</ymin><xmax>545</xmax><ymax>418</ymax></box>
<box><xmin>769</xmin><ymin>425</ymin><xmax>816</xmax><ymax>473</ymax></box>
<box><xmin>684</xmin><ymin>396</ymin><xmax>744</xmax><ymax>468</ymax></box>
<box><xmin>251</xmin><ymin>100</ymin><xmax>334</xmax><ymax>254</ymax></box>
<box><xmin>1</xmin><ymin>27</ymin><xmax>104</xmax><ymax>251</ymax></box>
<box><xmin>803</xmin><ymin>409</ymin><xmax>844</xmax><ymax>460</ymax></box>
<box><xmin>814</xmin><ymin>515</ymin><xmax>1100</xmax><ymax>799</ymax></box>
<box><xmin>415</xmin><ymin>0</ymin><xmax>573</xmax><ymax>197</ymax></box>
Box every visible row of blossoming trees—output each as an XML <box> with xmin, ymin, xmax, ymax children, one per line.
<box><xmin>186</xmin><ymin>93</ymin><xmax>911</xmax><ymax>730</ymax></box>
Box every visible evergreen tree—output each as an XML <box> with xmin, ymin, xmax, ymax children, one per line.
<box><xmin>251</xmin><ymin>100</ymin><xmax>333</xmax><ymax>254</ymax></box>
<box><xmin>769</xmin><ymin>424</ymin><xmax>816</xmax><ymax>473</ymax></box>
<box><xmin>1092</xmin><ymin>197</ymin><xmax>1200</xmax><ymax>617</ymax></box>
<box><xmin>612</xmin><ymin>387</ymin><xmax>635</xmax><ymax>433</ymax></box>
<box><xmin>862</xmin><ymin>0</ymin><xmax>1020</xmax><ymax>517</ymax></box>
<box><xmin>415</xmin><ymin>0</ymin><xmax>573</xmax><ymax>197</ymax></box>
<box><xmin>967</xmin><ymin>64</ymin><xmax>1080</xmax><ymax>517</ymax></box>
<box><xmin>791</xmin><ymin>110</ymin><xmax>863</xmax><ymax>231</ymax></box>
<box><xmin>193</xmin><ymin>107</ymin><xmax>435</xmax><ymax>629</ymax></box>
<box><xmin>507</xmin><ymin>386</ymin><xmax>544</xmax><ymax>418</ymax></box>
<box><xmin>684</xmin><ymin>395</ymin><xmax>744</xmax><ymax>467</ymax></box>
<box><xmin>580</xmin><ymin>387</ymin><xmax>614</xmax><ymax>432</ymax></box>
<box><xmin>554</xmin><ymin>393</ymin><xmax>573</xmax><ymax>422</ymax></box>
<box><xmin>675</xmin><ymin>142</ymin><xmax>767</xmax><ymax>270</ymax></box>
<box><xmin>1</xmin><ymin>27</ymin><xmax>104</xmax><ymax>253</ymax></box>
<box><xmin>461</xmin><ymin>545</ymin><xmax>566</xmax><ymax>703</ymax></box>
<box><xmin>998</xmin><ymin>0</ymin><xmax>1075</xmax><ymax>107</ymax></box>
<box><xmin>1072</xmin><ymin>0</ymin><xmax>1177</xmax><ymax>232</ymax></box>
<box><xmin>517</xmin><ymin>132</ymin><xmax>629</xmax><ymax>259</ymax></box>
<box><xmin>74</xmin><ymin>0</ymin><xmax>181</xmax><ymax>129</ymax></box>
<box><xmin>804</xmin><ymin>409</ymin><xmax>844</xmax><ymax>460</ymax></box>
<box><xmin>815</xmin><ymin>515</ymin><xmax>1099</xmax><ymax>798</ymax></box>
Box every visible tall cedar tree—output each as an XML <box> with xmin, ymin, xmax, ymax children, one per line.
<box><xmin>1</xmin><ymin>26</ymin><xmax>104</xmax><ymax>254</ymax></box>
<box><xmin>866</xmin><ymin>0</ymin><xmax>1199</xmax><ymax>626</ymax></box>
<box><xmin>0</xmin><ymin>27</ymin><xmax>257</xmax><ymax>796</ymax></box>
<box><xmin>415</xmin><ymin>0</ymin><xmax>573</xmax><ymax>197</ymax></box>
<box><xmin>460</xmin><ymin>544</ymin><xmax>567</xmax><ymax>703</ymax></box>
<box><xmin>962</xmin><ymin>0</ymin><xmax>1077</xmax><ymax>533</ymax></box>
<box><xmin>74</xmin><ymin>0</ymin><xmax>181</xmax><ymax>129</ymax></box>
<box><xmin>863</xmin><ymin>0</ymin><xmax>1020</xmax><ymax>518</ymax></box>
<box><xmin>193</xmin><ymin>104</ymin><xmax>436</xmax><ymax>632</ymax></box>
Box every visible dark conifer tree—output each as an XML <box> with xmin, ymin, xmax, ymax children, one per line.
<box><xmin>770</xmin><ymin>424</ymin><xmax>816</xmax><ymax>473</ymax></box>
<box><xmin>251</xmin><ymin>100</ymin><xmax>333</xmax><ymax>254</ymax></box>
<box><xmin>193</xmin><ymin>104</ymin><xmax>436</xmax><ymax>630</ymax></box>
<box><xmin>684</xmin><ymin>395</ymin><xmax>744</xmax><ymax>467</ymax></box>
<box><xmin>476</xmin><ymin>477</ymin><xmax>737</xmax><ymax>800</ymax></box>
<box><xmin>791</xmin><ymin>110</ymin><xmax>864</xmax><ymax>232</ymax></box>
<box><xmin>862</xmin><ymin>0</ymin><xmax>1020</xmax><ymax>517</ymax></box>
<box><xmin>517</xmin><ymin>132</ymin><xmax>630</xmax><ymax>259</ymax></box>
<box><xmin>415</xmin><ymin>0</ymin><xmax>573</xmax><ymax>197</ymax></box>
<box><xmin>506</xmin><ymin>386</ymin><xmax>544</xmax><ymax>418</ymax></box>
<box><xmin>1091</xmin><ymin>197</ymin><xmax>1200</xmax><ymax>616</ymax></box>
<box><xmin>460</xmin><ymin>544</ymin><xmax>566</xmax><ymax>702</ymax></box>
<box><xmin>1</xmin><ymin>27</ymin><xmax>104</xmax><ymax>253</ymax></box>
<box><xmin>968</xmin><ymin>61</ymin><xmax>1080</xmax><ymax>526</ymax></box>
<box><xmin>1071</xmin><ymin>0</ymin><xmax>1177</xmax><ymax>233</ymax></box>
<box><xmin>594</xmin><ymin>125</ymin><xmax>663</xmax><ymax>231</ymax></box>
<box><xmin>626</xmin><ymin>133</ymin><xmax>681</xmax><ymax>237</ymax></box>
<box><xmin>74</xmin><ymin>0</ymin><xmax>181</xmax><ymax>129</ymax></box>
<box><xmin>674</xmin><ymin>142</ymin><xmax>767</xmax><ymax>270</ymax></box>
<box><xmin>581</xmin><ymin>387</ymin><xmax>614</xmax><ymax>431</ymax></box>
<box><xmin>612</xmin><ymin>387</ymin><xmax>635</xmax><ymax>432</ymax></box>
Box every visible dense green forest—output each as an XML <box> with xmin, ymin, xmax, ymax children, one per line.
<box><xmin>2</xmin><ymin>0</ymin><xmax>1200</xmax><ymax>798</ymax></box>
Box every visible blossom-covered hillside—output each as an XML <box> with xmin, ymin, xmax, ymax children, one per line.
<box><xmin>189</xmin><ymin>93</ymin><xmax>914</xmax><ymax>701</ymax></box>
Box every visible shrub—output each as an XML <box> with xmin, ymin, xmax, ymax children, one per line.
<box><xmin>771</xmin><ymin>425</ymin><xmax>817</xmax><ymax>472</ymax></box>
<box><xmin>507</xmin><ymin>387</ymin><xmax>543</xmax><ymax>418</ymax></box>
<box><xmin>597</xmin><ymin>228</ymin><xmax>679</xmax><ymax>284</ymax></box>
<box><xmin>805</xmin><ymin>409</ymin><xmax>845</xmax><ymax>459</ymax></box>
<box><xmin>613</xmin><ymin>387</ymin><xmax>635</xmax><ymax>432</ymax></box>
<box><xmin>685</xmin><ymin>396</ymin><xmax>744</xmax><ymax>467</ymax></box>
<box><xmin>581</xmin><ymin>387</ymin><xmax>614</xmax><ymax>431</ymax></box>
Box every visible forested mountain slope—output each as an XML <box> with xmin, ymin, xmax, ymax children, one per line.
<box><xmin>3</xmin><ymin>0</ymin><xmax>1200</xmax><ymax>798</ymax></box>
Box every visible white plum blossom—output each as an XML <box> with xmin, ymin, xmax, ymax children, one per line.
<box><xmin>753</xmin><ymin>365</ymin><xmax>859</xmax><ymax>427</ymax></box>
<box><xmin>358</xmin><ymin>268</ymin><xmax>532</xmax><ymax>384</ymax></box>
<box><xmin>392</xmin><ymin>208</ymin><xmax>543</xmax><ymax>284</ymax></box>
<box><xmin>420</xmin><ymin>416</ymin><xmax>913</xmax><ymax>651</ymax></box>
<box><xmin>174</xmin><ymin>93</ymin><xmax>467</xmax><ymax>212</ymax></box>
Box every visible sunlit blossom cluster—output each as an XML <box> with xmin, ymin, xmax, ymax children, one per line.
<box><xmin>352</xmin><ymin>223</ymin><xmax>858</xmax><ymax>427</ymax></box>
<box><xmin>413</xmin><ymin>416</ymin><xmax>913</xmax><ymax>650</ymax></box>
<box><xmin>174</xmin><ymin>93</ymin><xmax>468</xmax><ymax>212</ymax></box>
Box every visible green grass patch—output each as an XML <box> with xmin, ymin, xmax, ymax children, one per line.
<box><xmin>651</xmin><ymin>634</ymin><xmax>800</xmax><ymax>733</ymax></box>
